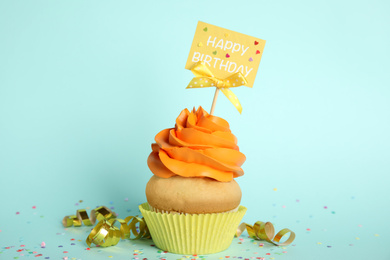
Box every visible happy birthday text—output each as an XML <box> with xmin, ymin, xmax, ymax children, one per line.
<box><xmin>192</xmin><ymin>52</ymin><xmax>253</xmax><ymax>77</ymax></box>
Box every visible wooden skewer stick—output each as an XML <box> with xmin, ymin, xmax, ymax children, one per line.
<box><xmin>210</xmin><ymin>88</ymin><xmax>220</xmax><ymax>115</ymax></box>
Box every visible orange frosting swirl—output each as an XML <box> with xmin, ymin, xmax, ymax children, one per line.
<box><xmin>147</xmin><ymin>106</ymin><xmax>246</xmax><ymax>182</ymax></box>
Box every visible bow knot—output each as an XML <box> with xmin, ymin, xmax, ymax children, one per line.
<box><xmin>187</xmin><ymin>61</ymin><xmax>248</xmax><ymax>114</ymax></box>
<box><xmin>213</xmin><ymin>78</ymin><xmax>226</xmax><ymax>88</ymax></box>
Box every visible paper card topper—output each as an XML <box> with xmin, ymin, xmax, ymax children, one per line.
<box><xmin>185</xmin><ymin>21</ymin><xmax>266</xmax><ymax>88</ymax></box>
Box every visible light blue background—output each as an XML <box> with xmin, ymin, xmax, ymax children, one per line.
<box><xmin>1</xmin><ymin>0</ymin><xmax>389</xmax><ymax>259</ymax></box>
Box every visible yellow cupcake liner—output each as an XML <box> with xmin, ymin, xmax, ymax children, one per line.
<box><xmin>139</xmin><ymin>202</ymin><xmax>247</xmax><ymax>255</ymax></box>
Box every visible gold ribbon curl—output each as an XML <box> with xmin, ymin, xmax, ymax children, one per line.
<box><xmin>63</xmin><ymin>206</ymin><xmax>150</xmax><ymax>247</ymax></box>
<box><xmin>236</xmin><ymin>221</ymin><xmax>296</xmax><ymax>246</ymax></box>
<box><xmin>64</xmin><ymin>207</ymin><xmax>295</xmax><ymax>248</ymax></box>
<box><xmin>187</xmin><ymin>61</ymin><xmax>249</xmax><ymax>114</ymax></box>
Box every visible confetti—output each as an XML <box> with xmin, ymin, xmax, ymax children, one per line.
<box><xmin>273</xmin><ymin>188</ymin><xmax>277</xmax><ymax>191</ymax></box>
<box><xmin>41</xmin><ymin>242</ymin><xmax>45</xmax><ymax>248</ymax></box>
<box><xmin>226</xmin><ymin>53</ymin><xmax>230</xmax><ymax>58</ymax></box>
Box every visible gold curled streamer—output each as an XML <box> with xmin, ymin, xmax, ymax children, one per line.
<box><xmin>64</xmin><ymin>207</ymin><xmax>293</xmax><ymax>248</ymax></box>
<box><xmin>187</xmin><ymin>61</ymin><xmax>249</xmax><ymax>114</ymax></box>
<box><xmin>63</xmin><ymin>206</ymin><xmax>150</xmax><ymax>248</ymax></box>
<box><xmin>235</xmin><ymin>221</ymin><xmax>296</xmax><ymax>246</ymax></box>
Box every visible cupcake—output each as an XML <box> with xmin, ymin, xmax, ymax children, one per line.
<box><xmin>140</xmin><ymin>106</ymin><xmax>247</xmax><ymax>254</ymax></box>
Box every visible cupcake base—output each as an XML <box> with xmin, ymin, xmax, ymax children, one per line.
<box><xmin>139</xmin><ymin>203</ymin><xmax>247</xmax><ymax>255</ymax></box>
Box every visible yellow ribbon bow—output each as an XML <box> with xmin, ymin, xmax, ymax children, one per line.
<box><xmin>187</xmin><ymin>61</ymin><xmax>248</xmax><ymax>114</ymax></box>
